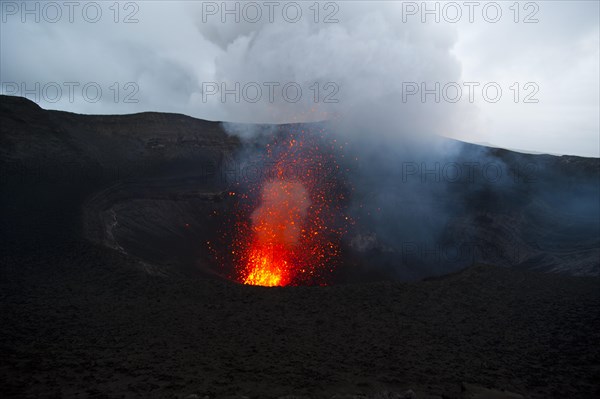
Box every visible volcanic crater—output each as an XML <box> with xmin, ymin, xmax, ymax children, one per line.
<box><xmin>1</xmin><ymin>95</ymin><xmax>600</xmax><ymax>398</ymax></box>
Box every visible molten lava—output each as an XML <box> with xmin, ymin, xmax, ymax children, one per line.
<box><xmin>242</xmin><ymin>179</ymin><xmax>309</xmax><ymax>286</ymax></box>
<box><xmin>221</xmin><ymin>127</ymin><xmax>350</xmax><ymax>287</ymax></box>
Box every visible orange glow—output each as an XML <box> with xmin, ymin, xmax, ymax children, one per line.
<box><xmin>220</xmin><ymin>127</ymin><xmax>350</xmax><ymax>287</ymax></box>
<box><xmin>242</xmin><ymin>246</ymin><xmax>290</xmax><ymax>287</ymax></box>
<box><xmin>241</xmin><ymin>178</ymin><xmax>309</xmax><ymax>286</ymax></box>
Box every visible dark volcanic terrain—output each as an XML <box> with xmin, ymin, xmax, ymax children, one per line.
<box><xmin>2</xmin><ymin>242</ymin><xmax>599</xmax><ymax>398</ymax></box>
<box><xmin>1</xmin><ymin>95</ymin><xmax>600</xmax><ymax>398</ymax></box>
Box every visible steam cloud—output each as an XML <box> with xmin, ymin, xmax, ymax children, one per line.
<box><xmin>196</xmin><ymin>2</ymin><xmax>478</xmax><ymax>138</ymax></box>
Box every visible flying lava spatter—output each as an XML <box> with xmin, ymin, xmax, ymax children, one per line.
<box><xmin>224</xmin><ymin>127</ymin><xmax>350</xmax><ymax>286</ymax></box>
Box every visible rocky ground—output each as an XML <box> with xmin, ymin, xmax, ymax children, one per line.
<box><xmin>1</xmin><ymin>239</ymin><xmax>599</xmax><ymax>398</ymax></box>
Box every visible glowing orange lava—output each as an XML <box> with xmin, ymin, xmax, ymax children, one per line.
<box><xmin>223</xmin><ymin>127</ymin><xmax>350</xmax><ymax>287</ymax></box>
<box><xmin>242</xmin><ymin>179</ymin><xmax>309</xmax><ymax>286</ymax></box>
<box><xmin>242</xmin><ymin>246</ymin><xmax>290</xmax><ymax>287</ymax></box>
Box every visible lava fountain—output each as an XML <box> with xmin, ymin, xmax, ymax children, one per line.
<box><xmin>222</xmin><ymin>127</ymin><xmax>350</xmax><ymax>287</ymax></box>
<box><xmin>242</xmin><ymin>178</ymin><xmax>310</xmax><ymax>286</ymax></box>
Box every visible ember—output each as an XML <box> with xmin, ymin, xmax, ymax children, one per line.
<box><xmin>224</xmin><ymin>127</ymin><xmax>349</xmax><ymax>286</ymax></box>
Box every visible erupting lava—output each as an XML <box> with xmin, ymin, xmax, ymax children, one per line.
<box><xmin>242</xmin><ymin>179</ymin><xmax>310</xmax><ymax>286</ymax></box>
<box><xmin>219</xmin><ymin>127</ymin><xmax>350</xmax><ymax>287</ymax></box>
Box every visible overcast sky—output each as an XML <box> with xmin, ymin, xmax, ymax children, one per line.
<box><xmin>1</xmin><ymin>1</ymin><xmax>598</xmax><ymax>156</ymax></box>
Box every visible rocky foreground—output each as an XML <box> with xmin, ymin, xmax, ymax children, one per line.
<box><xmin>1</xmin><ymin>239</ymin><xmax>599</xmax><ymax>398</ymax></box>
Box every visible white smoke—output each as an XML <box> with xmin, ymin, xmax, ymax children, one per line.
<box><xmin>193</xmin><ymin>1</ymin><xmax>479</xmax><ymax>139</ymax></box>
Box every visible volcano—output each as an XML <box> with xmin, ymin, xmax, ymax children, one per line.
<box><xmin>1</xmin><ymin>95</ymin><xmax>599</xmax><ymax>398</ymax></box>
